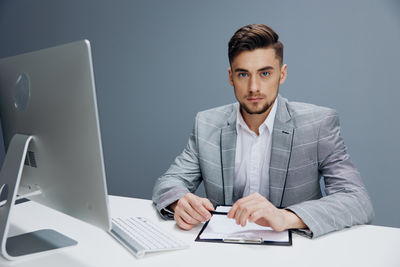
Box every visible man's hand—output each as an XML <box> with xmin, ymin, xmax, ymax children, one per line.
<box><xmin>227</xmin><ymin>192</ymin><xmax>306</xmax><ymax>232</ymax></box>
<box><xmin>169</xmin><ymin>193</ymin><xmax>214</xmax><ymax>230</ymax></box>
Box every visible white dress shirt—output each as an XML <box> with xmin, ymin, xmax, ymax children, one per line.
<box><xmin>233</xmin><ymin>99</ymin><xmax>277</xmax><ymax>202</ymax></box>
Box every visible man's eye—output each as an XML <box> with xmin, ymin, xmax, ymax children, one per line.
<box><xmin>238</xmin><ymin>73</ymin><xmax>248</xmax><ymax>78</ymax></box>
<box><xmin>261</xmin><ymin>71</ymin><xmax>270</xmax><ymax>77</ymax></box>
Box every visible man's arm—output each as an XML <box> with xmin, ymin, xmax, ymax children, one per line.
<box><xmin>285</xmin><ymin>110</ymin><xmax>374</xmax><ymax>238</ymax></box>
<box><xmin>152</xmin><ymin>113</ymin><xmax>204</xmax><ymax>219</ymax></box>
<box><xmin>228</xmin><ymin>111</ymin><xmax>374</xmax><ymax>237</ymax></box>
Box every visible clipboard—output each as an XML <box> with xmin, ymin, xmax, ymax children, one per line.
<box><xmin>195</xmin><ymin>210</ymin><xmax>292</xmax><ymax>246</ymax></box>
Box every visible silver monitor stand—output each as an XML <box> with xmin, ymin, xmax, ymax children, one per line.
<box><xmin>0</xmin><ymin>135</ymin><xmax>77</xmax><ymax>260</ymax></box>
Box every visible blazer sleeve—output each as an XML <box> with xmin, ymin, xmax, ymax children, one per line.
<box><xmin>286</xmin><ymin>110</ymin><xmax>374</xmax><ymax>238</ymax></box>
<box><xmin>152</xmin><ymin>114</ymin><xmax>202</xmax><ymax>219</ymax></box>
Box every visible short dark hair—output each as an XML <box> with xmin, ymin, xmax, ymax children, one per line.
<box><xmin>228</xmin><ymin>24</ymin><xmax>283</xmax><ymax>65</ymax></box>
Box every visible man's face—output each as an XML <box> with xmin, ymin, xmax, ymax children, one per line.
<box><xmin>229</xmin><ymin>48</ymin><xmax>287</xmax><ymax>116</ymax></box>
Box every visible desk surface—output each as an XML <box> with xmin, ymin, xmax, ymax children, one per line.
<box><xmin>1</xmin><ymin>195</ymin><xmax>399</xmax><ymax>267</ymax></box>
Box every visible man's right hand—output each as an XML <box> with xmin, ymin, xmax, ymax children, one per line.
<box><xmin>169</xmin><ymin>193</ymin><xmax>214</xmax><ymax>230</ymax></box>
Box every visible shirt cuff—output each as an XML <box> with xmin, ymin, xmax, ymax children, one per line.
<box><xmin>290</xmin><ymin>228</ymin><xmax>313</xmax><ymax>238</ymax></box>
<box><xmin>160</xmin><ymin>206</ymin><xmax>175</xmax><ymax>219</ymax></box>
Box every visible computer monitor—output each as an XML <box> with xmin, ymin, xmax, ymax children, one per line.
<box><xmin>0</xmin><ymin>40</ymin><xmax>111</xmax><ymax>260</ymax></box>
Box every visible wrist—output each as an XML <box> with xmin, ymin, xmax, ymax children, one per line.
<box><xmin>169</xmin><ymin>201</ymin><xmax>178</xmax><ymax>212</ymax></box>
<box><xmin>282</xmin><ymin>209</ymin><xmax>307</xmax><ymax>230</ymax></box>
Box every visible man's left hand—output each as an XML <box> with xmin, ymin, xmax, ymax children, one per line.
<box><xmin>227</xmin><ymin>192</ymin><xmax>307</xmax><ymax>232</ymax></box>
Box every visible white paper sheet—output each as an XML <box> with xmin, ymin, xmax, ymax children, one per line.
<box><xmin>200</xmin><ymin>207</ymin><xmax>289</xmax><ymax>242</ymax></box>
<box><xmin>215</xmin><ymin>205</ymin><xmax>232</xmax><ymax>213</ymax></box>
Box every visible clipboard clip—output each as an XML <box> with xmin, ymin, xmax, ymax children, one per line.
<box><xmin>222</xmin><ymin>236</ymin><xmax>263</xmax><ymax>244</ymax></box>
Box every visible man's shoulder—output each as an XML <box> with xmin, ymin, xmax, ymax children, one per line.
<box><xmin>283</xmin><ymin>98</ymin><xmax>338</xmax><ymax>126</ymax></box>
<box><xmin>196</xmin><ymin>103</ymin><xmax>237</xmax><ymax>129</ymax></box>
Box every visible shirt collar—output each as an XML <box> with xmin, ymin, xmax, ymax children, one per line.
<box><xmin>236</xmin><ymin>97</ymin><xmax>278</xmax><ymax>136</ymax></box>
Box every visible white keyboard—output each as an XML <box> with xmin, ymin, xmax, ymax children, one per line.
<box><xmin>110</xmin><ymin>217</ymin><xmax>188</xmax><ymax>258</ymax></box>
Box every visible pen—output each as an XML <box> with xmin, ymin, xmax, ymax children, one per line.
<box><xmin>210</xmin><ymin>211</ymin><xmax>228</xmax><ymax>215</ymax></box>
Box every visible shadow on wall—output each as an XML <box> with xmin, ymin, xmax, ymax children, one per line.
<box><xmin>0</xmin><ymin>120</ymin><xmax>4</xmax><ymax>168</ymax></box>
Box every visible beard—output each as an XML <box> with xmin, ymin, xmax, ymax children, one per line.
<box><xmin>240</xmin><ymin>99</ymin><xmax>272</xmax><ymax>115</ymax></box>
<box><xmin>239</xmin><ymin>90</ymin><xmax>278</xmax><ymax>115</ymax></box>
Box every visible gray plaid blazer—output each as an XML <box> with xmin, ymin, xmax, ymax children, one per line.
<box><xmin>152</xmin><ymin>95</ymin><xmax>374</xmax><ymax>238</ymax></box>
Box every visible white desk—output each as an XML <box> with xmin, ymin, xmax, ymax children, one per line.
<box><xmin>1</xmin><ymin>195</ymin><xmax>399</xmax><ymax>267</ymax></box>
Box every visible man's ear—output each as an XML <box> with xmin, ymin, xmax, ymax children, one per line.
<box><xmin>228</xmin><ymin>67</ymin><xmax>234</xmax><ymax>86</ymax></box>
<box><xmin>279</xmin><ymin>64</ymin><xmax>287</xmax><ymax>85</ymax></box>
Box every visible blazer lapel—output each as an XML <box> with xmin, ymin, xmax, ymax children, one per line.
<box><xmin>269</xmin><ymin>95</ymin><xmax>294</xmax><ymax>207</ymax></box>
<box><xmin>220</xmin><ymin>106</ymin><xmax>237</xmax><ymax>205</ymax></box>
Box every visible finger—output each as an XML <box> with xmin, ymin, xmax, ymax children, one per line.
<box><xmin>237</xmin><ymin>201</ymin><xmax>258</xmax><ymax>226</ymax></box>
<box><xmin>229</xmin><ymin>197</ymin><xmax>250</xmax><ymax>222</ymax></box>
<box><xmin>176</xmin><ymin>217</ymin><xmax>194</xmax><ymax>230</ymax></box>
<box><xmin>178</xmin><ymin>209</ymin><xmax>201</xmax><ymax>225</ymax></box>
<box><xmin>235</xmin><ymin>197</ymin><xmax>266</xmax><ymax>225</ymax></box>
<box><xmin>228</xmin><ymin>198</ymin><xmax>243</xmax><ymax>218</ymax></box>
<box><xmin>174</xmin><ymin>213</ymin><xmax>195</xmax><ymax>230</ymax></box>
<box><xmin>201</xmin><ymin>198</ymin><xmax>215</xmax><ymax>211</ymax></box>
<box><xmin>228</xmin><ymin>194</ymin><xmax>259</xmax><ymax>218</ymax></box>
<box><xmin>181</xmin><ymin>199</ymin><xmax>207</xmax><ymax>222</ymax></box>
<box><xmin>249</xmin><ymin>209</ymin><xmax>268</xmax><ymax>224</ymax></box>
<box><xmin>187</xmin><ymin>197</ymin><xmax>212</xmax><ymax>220</ymax></box>
<box><xmin>227</xmin><ymin>204</ymin><xmax>236</xmax><ymax>218</ymax></box>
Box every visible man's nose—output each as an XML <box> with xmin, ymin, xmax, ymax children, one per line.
<box><xmin>248</xmin><ymin>76</ymin><xmax>259</xmax><ymax>93</ymax></box>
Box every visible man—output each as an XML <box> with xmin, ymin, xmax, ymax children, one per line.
<box><xmin>152</xmin><ymin>24</ymin><xmax>374</xmax><ymax>238</ymax></box>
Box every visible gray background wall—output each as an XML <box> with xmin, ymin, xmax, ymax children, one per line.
<box><xmin>0</xmin><ymin>0</ymin><xmax>399</xmax><ymax>228</ymax></box>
